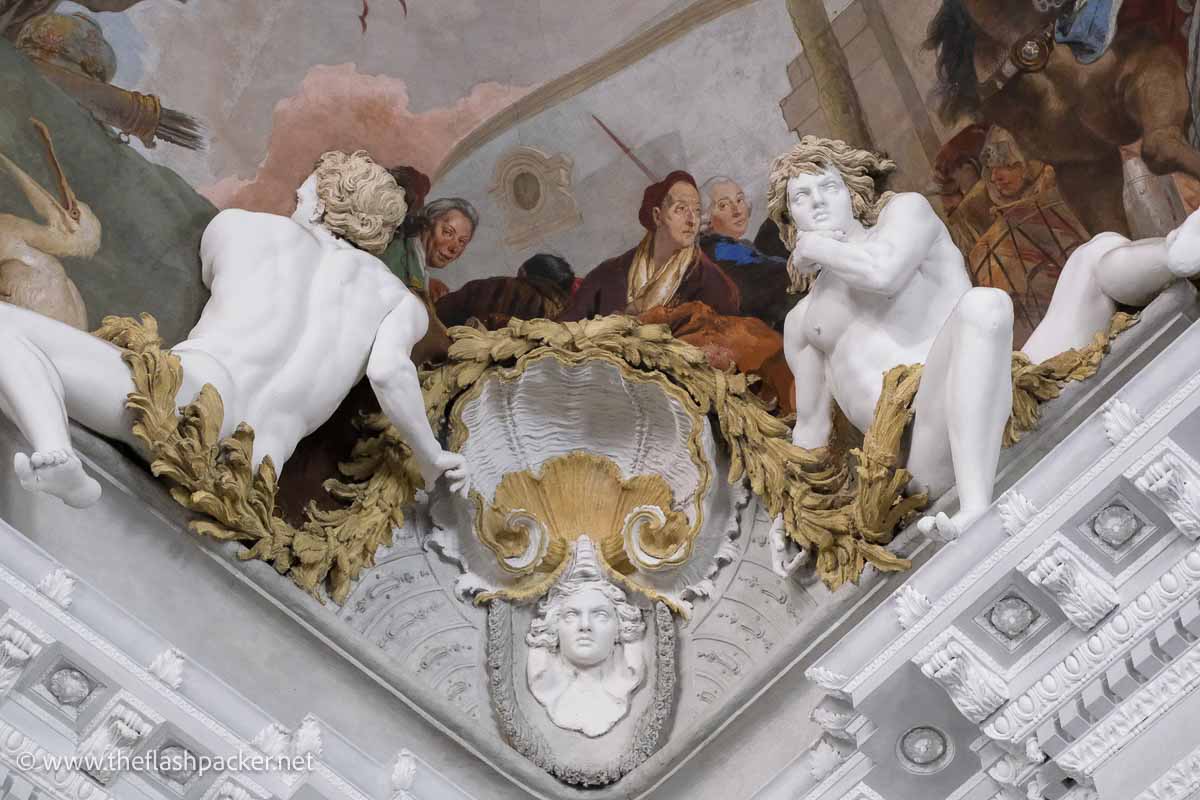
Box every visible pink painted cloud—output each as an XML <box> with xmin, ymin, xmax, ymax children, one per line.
<box><xmin>202</xmin><ymin>63</ymin><xmax>529</xmax><ymax>213</ymax></box>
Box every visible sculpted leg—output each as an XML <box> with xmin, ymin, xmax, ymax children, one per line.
<box><xmin>1024</xmin><ymin>207</ymin><xmax>1200</xmax><ymax>363</ymax></box>
<box><xmin>0</xmin><ymin>303</ymin><xmax>138</xmax><ymax>507</ymax></box>
<box><xmin>911</xmin><ymin>288</ymin><xmax>1013</xmax><ymax>541</ymax></box>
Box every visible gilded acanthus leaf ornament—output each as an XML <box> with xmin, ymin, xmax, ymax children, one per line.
<box><xmin>94</xmin><ymin>314</ymin><xmax>420</xmax><ymax>604</ymax></box>
<box><xmin>98</xmin><ymin>309</ymin><xmax>1136</xmax><ymax>602</ymax></box>
<box><xmin>423</xmin><ymin>315</ymin><xmax>917</xmax><ymax>592</ymax></box>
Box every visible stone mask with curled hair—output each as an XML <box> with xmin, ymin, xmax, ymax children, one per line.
<box><xmin>526</xmin><ymin>536</ymin><xmax>645</xmax><ymax>652</ymax></box>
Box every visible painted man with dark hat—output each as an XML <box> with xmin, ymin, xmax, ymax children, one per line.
<box><xmin>559</xmin><ymin>171</ymin><xmax>739</xmax><ymax>320</ymax></box>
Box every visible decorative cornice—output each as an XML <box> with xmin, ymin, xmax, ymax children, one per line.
<box><xmin>0</xmin><ymin>718</ymin><xmax>113</xmax><ymax>800</ymax></box>
<box><xmin>986</xmin><ymin>545</ymin><xmax>1200</xmax><ymax>742</ymax></box>
<box><xmin>1023</xmin><ymin>544</ymin><xmax>1118</xmax><ymax>631</ymax></box>
<box><xmin>1131</xmin><ymin>442</ymin><xmax>1200</xmax><ymax>540</ymax></box>
<box><xmin>1135</xmin><ymin>739</ymin><xmax>1200</xmax><ymax>800</ymax></box>
<box><xmin>825</xmin><ymin>365</ymin><xmax>1200</xmax><ymax>698</ymax></box>
<box><xmin>0</xmin><ymin>526</ymin><xmax>472</xmax><ymax>800</ymax></box>
<box><xmin>1057</xmin><ymin>637</ymin><xmax>1200</xmax><ymax>776</ymax></box>
<box><xmin>914</xmin><ymin>630</ymin><xmax>1008</xmax><ymax>723</ymax></box>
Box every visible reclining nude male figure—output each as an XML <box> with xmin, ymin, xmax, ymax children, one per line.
<box><xmin>0</xmin><ymin>149</ymin><xmax>467</xmax><ymax>510</ymax></box>
<box><xmin>767</xmin><ymin>137</ymin><xmax>1200</xmax><ymax>576</ymax></box>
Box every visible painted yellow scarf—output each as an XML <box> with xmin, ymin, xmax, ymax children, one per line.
<box><xmin>625</xmin><ymin>232</ymin><xmax>696</xmax><ymax>315</ymax></box>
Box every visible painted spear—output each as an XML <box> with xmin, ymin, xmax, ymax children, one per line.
<box><xmin>590</xmin><ymin>114</ymin><xmax>660</xmax><ymax>183</ymax></box>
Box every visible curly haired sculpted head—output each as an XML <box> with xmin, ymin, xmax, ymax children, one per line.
<box><xmin>766</xmin><ymin>136</ymin><xmax>897</xmax><ymax>248</ymax></box>
<box><xmin>312</xmin><ymin>150</ymin><xmax>408</xmax><ymax>255</ymax></box>
<box><xmin>526</xmin><ymin>578</ymin><xmax>645</xmax><ymax>652</ymax></box>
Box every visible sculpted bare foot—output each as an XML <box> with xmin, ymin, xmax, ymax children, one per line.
<box><xmin>13</xmin><ymin>450</ymin><xmax>101</xmax><ymax>508</ymax></box>
<box><xmin>916</xmin><ymin>507</ymin><xmax>987</xmax><ymax>543</ymax></box>
<box><xmin>769</xmin><ymin>514</ymin><xmax>808</xmax><ymax>577</ymax></box>
<box><xmin>1166</xmin><ymin>209</ymin><xmax>1200</xmax><ymax>278</ymax></box>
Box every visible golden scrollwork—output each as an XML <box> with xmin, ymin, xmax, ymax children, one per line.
<box><xmin>470</xmin><ymin>452</ymin><xmax>695</xmax><ymax>607</ymax></box>
<box><xmin>420</xmin><ymin>315</ymin><xmax>913</xmax><ymax>592</ymax></box>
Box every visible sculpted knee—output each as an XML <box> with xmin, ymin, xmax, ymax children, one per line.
<box><xmin>783</xmin><ymin>304</ymin><xmax>806</xmax><ymax>351</ymax></box>
<box><xmin>955</xmin><ymin>288</ymin><xmax>1013</xmax><ymax>334</ymax></box>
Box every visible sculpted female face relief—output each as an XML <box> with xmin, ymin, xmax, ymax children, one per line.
<box><xmin>558</xmin><ymin>586</ymin><xmax>619</xmax><ymax>667</ymax></box>
<box><xmin>787</xmin><ymin>169</ymin><xmax>855</xmax><ymax>234</ymax></box>
<box><xmin>526</xmin><ymin>538</ymin><xmax>648</xmax><ymax>738</ymax></box>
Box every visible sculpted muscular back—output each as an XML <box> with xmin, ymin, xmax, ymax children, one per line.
<box><xmin>0</xmin><ymin>150</ymin><xmax>466</xmax><ymax>510</ymax></box>
<box><xmin>178</xmin><ymin>183</ymin><xmax>410</xmax><ymax>470</ymax></box>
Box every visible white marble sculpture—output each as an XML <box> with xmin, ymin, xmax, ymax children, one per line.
<box><xmin>526</xmin><ymin>536</ymin><xmax>647</xmax><ymax>737</ymax></box>
<box><xmin>0</xmin><ymin>149</ymin><xmax>467</xmax><ymax>508</ymax></box>
<box><xmin>766</xmin><ymin>136</ymin><xmax>1200</xmax><ymax>572</ymax></box>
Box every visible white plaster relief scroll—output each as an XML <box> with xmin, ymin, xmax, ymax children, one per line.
<box><xmin>894</xmin><ymin>584</ymin><xmax>933</xmax><ymax>630</ymax></box>
<box><xmin>1025</xmin><ymin>546</ymin><xmax>1118</xmax><ymax>630</ymax></box>
<box><xmin>392</xmin><ymin>749</ymin><xmax>418</xmax><ymax>800</ymax></box>
<box><xmin>998</xmin><ymin>491</ymin><xmax>1038</xmax><ymax>537</ymax></box>
<box><xmin>915</xmin><ymin>637</ymin><xmax>1009</xmax><ymax>723</ymax></box>
<box><xmin>1134</xmin><ymin>449</ymin><xmax>1200</xmax><ymax>540</ymax></box>
<box><xmin>1102</xmin><ymin>398</ymin><xmax>1143</xmax><ymax>445</ymax></box>
<box><xmin>36</xmin><ymin>567</ymin><xmax>76</xmax><ymax>609</ymax></box>
<box><xmin>0</xmin><ymin>622</ymin><xmax>41</xmax><ymax>697</ymax></box>
<box><xmin>77</xmin><ymin>698</ymin><xmax>158</xmax><ymax>784</ymax></box>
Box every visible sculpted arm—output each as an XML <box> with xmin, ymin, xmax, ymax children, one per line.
<box><xmin>367</xmin><ymin>291</ymin><xmax>468</xmax><ymax>495</ymax></box>
<box><xmin>797</xmin><ymin>194</ymin><xmax>943</xmax><ymax>295</ymax></box>
<box><xmin>784</xmin><ymin>298</ymin><xmax>835</xmax><ymax>449</ymax></box>
<box><xmin>198</xmin><ymin>210</ymin><xmax>233</xmax><ymax>289</ymax></box>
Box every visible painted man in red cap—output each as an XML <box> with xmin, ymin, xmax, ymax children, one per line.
<box><xmin>559</xmin><ymin>171</ymin><xmax>740</xmax><ymax>320</ymax></box>
<box><xmin>558</xmin><ymin>172</ymin><xmax>797</xmax><ymax>413</ymax></box>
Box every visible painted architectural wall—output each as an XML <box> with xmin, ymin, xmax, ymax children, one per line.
<box><xmin>431</xmin><ymin>0</ymin><xmax>807</xmax><ymax>289</ymax></box>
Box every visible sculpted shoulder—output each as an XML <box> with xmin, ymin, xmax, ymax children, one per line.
<box><xmin>205</xmin><ymin>207</ymin><xmax>301</xmax><ymax>237</ymax></box>
<box><xmin>201</xmin><ymin>208</ymin><xmax>303</xmax><ymax>253</ymax></box>
<box><xmin>876</xmin><ymin>192</ymin><xmax>940</xmax><ymax>226</ymax></box>
<box><xmin>351</xmin><ymin>246</ymin><xmax>411</xmax><ymax>304</ymax></box>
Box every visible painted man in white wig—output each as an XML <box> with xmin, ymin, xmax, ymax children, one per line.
<box><xmin>526</xmin><ymin>536</ymin><xmax>647</xmax><ymax>738</ymax></box>
<box><xmin>767</xmin><ymin>135</ymin><xmax>1200</xmax><ymax>572</ymax></box>
<box><xmin>0</xmin><ymin>149</ymin><xmax>468</xmax><ymax>508</ymax></box>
